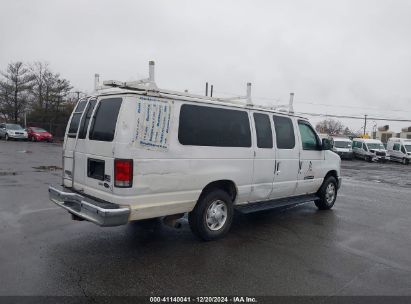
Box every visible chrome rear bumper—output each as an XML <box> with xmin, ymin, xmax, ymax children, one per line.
<box><xmin>48</xmin><ymin>185</ymin><xmax>130</xmax><ymax>227</ymax></box>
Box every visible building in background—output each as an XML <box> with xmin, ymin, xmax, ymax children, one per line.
<box><xmin>373</xmin><ymin>125</ymin><xmax>395</xmax><ymax>143</ymax></box>
<box><xmin>400</xmin><ymin>126</ymin><xmax>411</xmax><ymax>139</ymax></box>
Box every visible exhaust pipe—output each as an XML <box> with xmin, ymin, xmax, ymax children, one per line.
<box><xmin>163</xmin><ymin>213</ymin><xmax>184</xmax><ymax>229</ymax></box>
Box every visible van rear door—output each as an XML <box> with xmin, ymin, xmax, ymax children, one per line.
<box><xmin>76</xmin><ymin>97</ymin><xmax>123</xmax><ymax>195</ymax></box>
<box><xmin>63</xmin><ymin>98</ymin><xmax>88</xmax><ymax>187</ymax></box>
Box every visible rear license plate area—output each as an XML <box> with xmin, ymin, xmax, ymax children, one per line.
<box><xmin>87</xmin><ymin>158</ymin><xmax>105</xmax><ymax>181</ymax></box>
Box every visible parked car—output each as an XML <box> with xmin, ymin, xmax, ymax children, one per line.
<box><xmin>27</xmin><ymin>127</ymin><xmax>53</xmax><ymax>142</ymax></box>
<box><xmin>49</xmin><ymin>62</ymin><xmax>342</xmax><ymax>241</ymax></box>
<box><xmin>0</xmin><ymin>123</ymin><xmax>28</xmax><ymax>141</ymax></box>
<box><xmin>352</xmin><ymin>138</ymin><xmax>389</xmax><ymax>162</ymax></box>
<box><xmin>331</xmin><ymin>137</ymin><xmax>353</xmax><ymax>160</ymax></box>
<box><xmin>387</xmin><ymin>138</ymin><xmax>411</xmax><ymax>165</ymax></box>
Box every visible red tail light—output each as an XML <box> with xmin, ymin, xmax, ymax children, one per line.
<box><xmin>114</xmin><ymin>159</ymin><xmax>133</xmax><ymax>188</ymax></box>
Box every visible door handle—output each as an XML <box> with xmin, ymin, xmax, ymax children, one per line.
<box><xmin>276</xmin><ymin>161</ymin><xmax>280</xmax><ymax>174</ymax></box>
<box><xmin>299</xmin><ymin>160</ymin><xmax>303</xmax><ymax>171</ymax></box>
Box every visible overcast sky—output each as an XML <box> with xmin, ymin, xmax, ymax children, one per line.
<box><xmin>1</xmin><ymin>0</ymin><xmax>411</xmax><ymax>132</ymax></box>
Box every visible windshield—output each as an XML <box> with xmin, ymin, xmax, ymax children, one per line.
<box><xmin>32</xmin><ymin>127</ymin><xmax>47</xmax><ymax>132</ymax></box>
<box><xmin>334</xmin><ymin>141</ymin><xmax>351</xmax><ymax>148</ymax></box>
<box><xmin>6</xmin><ymin>124</ymin><xmax>24</xmax><ymax>130</ymax></box>
<box><xmin>404</xmin><ymin>145</ymin><xmax>411</xmax><ymax>152</ymax></box>
<box><xmin>367</xmin><ymin>143</ymin><xmax>384</xmax><ymax>150</ymax></box>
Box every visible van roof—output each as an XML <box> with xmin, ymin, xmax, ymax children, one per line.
<box><xmin>388</xmin><ymin>137</ymin><xmax>411</xmax><ymax>142</ymax></box>
<box><xmin>353</xmin><ymin>138</ymin><xmax>383</xmax><ymax>143</ymax></box>
<box><xmin>332</xmin><ymin>137</ymin><xmax>351</xmax><ymax>141</ymax></box>
<box><xmin>86</xmin><ymin>86</ymin><xmax>308</xmax><ymax>121</ymax></box>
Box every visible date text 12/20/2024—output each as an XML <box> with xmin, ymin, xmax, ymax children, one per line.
<box><xmin>150</xmin><ymin>297</ymin><xmax>258</xmax><ymax>303</ymax></box>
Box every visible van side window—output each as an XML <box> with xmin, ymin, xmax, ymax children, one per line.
<box><xmin>68</xmin><ymin>99</ymin><xmax>87</xmax><ymax>138</ymax></box>
<box><xmin>272</xmin><ymin>115</ymin><xmax>295</xmax><ymax>149</ymax></box>
<box><xmin>89</xmin><ymin>98</ymin><xmax>122</xmax><ymax>142</ymax></box>
<box><xmin>178</xmin><ymin>104</ymin><xmax>251</xmax><ymax>147</ymax></box>
<box><xmin>401</xmin><ymin>145</ymin><xmax>406</xmax><ymax>154</ymax></box>
<box><xmin>393</xmin><ymin>143</ymin><xmax>400</xmax><ymax>151</ymax></box>
<box><xmin>253</xmin><ymin>113</ymin><xmax>273</xmax><ymax>148</ymax></box>
<box><xmin>298</xmin><ymin>121</ymin><xmax>320</xmax><ymax>150</ymax></box>
<box><xmin>78</xmin><ymin>99</ymin><xmax>96</xmax><ymax>139</ymax></box>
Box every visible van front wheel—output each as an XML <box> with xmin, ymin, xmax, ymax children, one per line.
<box><xmin>188</xmin><ymin>189</ymin><xmax>233</xmax><ymax>241</ymax></box>
<box><xmin>315</xmin><ymin>176</ymin><xmax>338</xmax><ymax>210</ymax></box>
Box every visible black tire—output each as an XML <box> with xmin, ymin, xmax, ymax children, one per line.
<box><xmin>31</xmin><ymin>136</ymin><xmax>36</xmax><ymax>142</ymax></box>
<box><xmin>5</xmin><ymin>134</ymin><xmax>9</xmax><ymax>141</ymax></box>
<box><xmin>315</xmin><ymin>176</ymin><xmax>338</xmax><ymax>210</ymax></box>
<box><xmin>403</xmin><ymin>158</ymin><xmax>409</xmax><ymax>165</ymax></box>
<box><xmin>188</xmin><ymin>189</ymin><xmax>233</xmax><ymax>241</ymax></box>
<box><xmin>366</xmin><ymin>156</ymin><xmax>372</xmax><ymax>162</ymax></box>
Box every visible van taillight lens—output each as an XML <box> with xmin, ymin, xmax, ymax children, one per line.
<box><xmin>114</xmin><ymin>159</ymin><xmax>133</xmax><ymax>188</ymax></box>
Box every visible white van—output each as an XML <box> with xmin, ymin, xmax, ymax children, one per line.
<box><xmin>352</xmin><ymin>138</ymin><xmax>389</xmax><ymax>162</ymax></box>
<box><xmin>387</xmin><ymin>138</ymin><xmax>411</xmax><ymax>165</ymax></box>
<box><xmin>49</xmin><ymin>62</ymin><xmax>342</xmax><ymax>240</ymax></box>
<box><xmin>331</xmin><ymin>137</ymin><xmax>353</xmax><ymax>160</ymax></box>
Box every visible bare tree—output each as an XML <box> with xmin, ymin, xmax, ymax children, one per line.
<box><xmin>29</xmin><ymin>61</ymin><xmax>49</xmax><ymax>110</ymax></box>
<box><xmin>315</xmin><ymin>118</ymin><xmax>345</xmax><ymax>135</ymax></box>
<box><xmin>0</xmin><ymin>62</ymin><xmax>33</xmax><ymax>123</ymax></box>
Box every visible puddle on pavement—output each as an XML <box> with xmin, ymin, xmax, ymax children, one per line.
<box><xmin>0</xmin><ymin>171</ymin><xmax>18</xmax><ymax>176</ymax></box>
<box><xmin>32</xmin><ymin>165</ymin><xmax>62</xmax><ymax>171</ymax></box>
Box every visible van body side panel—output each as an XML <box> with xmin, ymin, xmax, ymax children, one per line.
<box><xmin>110</xmin><ymin>97</ymin><xmax>253</xmax><ymax>220</ymax></box>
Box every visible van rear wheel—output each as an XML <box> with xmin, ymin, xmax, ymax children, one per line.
<box><xmin>315</xmin><ymin>176</ymin><xmax>338</xmax><ymax>210</ymax></box>
<box><xmin>403</xmin><ymin>158</ymin><xmax>409</xmax><ymax>165</ymax></box>
<box><xmin>188</xmin><ymin>189</ymin><xmax>233</xmax><ymax>241</ymax></box>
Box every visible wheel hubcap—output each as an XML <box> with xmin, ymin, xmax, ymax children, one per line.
<box><xmin>325</xmin><ymin>183</ymin><xmax>336</xmax><ymax>204</ymax></box>
<box><xmin>206</xmin><ymin>200</ymin><xmax>227</xmax><ymax>231</ymax></box>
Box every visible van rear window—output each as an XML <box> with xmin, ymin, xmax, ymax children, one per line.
<box><xmin>68</xmin><ymin>99</ymin><xmax>88</xmax><ymax>138</ymax></box>
<box><xmin>68</xmin><ymin>113</ymin><xmax>81</xmax><ymax>137</ymax></box>
<box><xmin>78</xmin><ymin>99</ymin><xmax>96</xmax><ymax>139</ymax></box>
<box><xmin>178</xmin><ymin>104</ymin><xmax>251</xmax><ymax>147</ymax></box>
<box><xmin>89</xmin><ymin>98</ymin><xmax>122</xmax><ymax>142</ymax></box>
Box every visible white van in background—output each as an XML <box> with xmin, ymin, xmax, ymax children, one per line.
<box><xmin>331</xmin><ymin>137</ymin><xmax>353</xmax><ymax>160</ymax></box>
<box><xmin>387</xmin><ymin>138</ymin><xmax>411</xmax><ymax>165</ymax></box>
<box><xmin>49</xmin><ymin>62</ymin><xmax>342</xmax><ymax>241</ymax></box>
<box><xmin>352</xmin><ymin>138</ymin><xmax>389</xmax><ymax>162</ymax></box>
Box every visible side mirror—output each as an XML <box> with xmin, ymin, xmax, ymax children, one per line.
<box><xmin>322</xmin><ymin>138</ymin><xmax>332</xmax><ymax>150</ymax></box>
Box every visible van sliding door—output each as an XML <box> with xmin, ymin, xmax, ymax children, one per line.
<box><xmin>249</xmin><ymin>112</ymin><xmax>276</xmax><ymax>202</ymax></box>
<box><xmin>270</xmin><ymin>115</ymin><xmax>299</xmax><ymax>199</ymax></box>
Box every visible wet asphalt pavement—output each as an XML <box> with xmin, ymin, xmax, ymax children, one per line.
<box><xmin>0</xmin><ymin>141</ymin><xmax>411</xmax><ymax>297</ymax></box>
